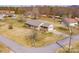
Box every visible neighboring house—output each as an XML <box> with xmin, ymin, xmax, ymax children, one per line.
<box><xmin>41</xmin><ymin>15</ymin><xmax>47</xmax><ymax>18</ymax></box>
<box><xmin>0</xmin><ymin>10</ymin><xmax>15</xmax><ymax>14</ymax></box>
<box><xmin>75</xmin><ymin>17</ymin><xmax>79</xmax><ymax>23</ymax></box>
<box><xmin>62</xmin><ymin>18</ymin><xmax>78</xmax><ymax>27</ymax></box>
<box><xmin>0</xmin><ymin>14</ymin><xmax>6</xmax><ymax>20</ymax></box>
<box><xmin>0</xmin><ymin>10</ymin><xmax>15</xmax><ymax>17</ymax></box>
<box><xmin>25</xmin><ymin>20</ymin><xmax>54</xmax><ymax>32</ymax></box>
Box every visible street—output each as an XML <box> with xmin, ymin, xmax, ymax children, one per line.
<box><xmin>0</xmin><ymin>35</ymin><xmax>79</xmax><ymax>53</ymax></box>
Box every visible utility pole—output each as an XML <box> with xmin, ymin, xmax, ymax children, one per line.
<box><xmin>68</xmin><ymin>27</ymin><xmax>72</xmax><ymax>52</ymax></box>
<box><xmin>56</xmin><ymin>26</ymin><xmax>73</xmax><ymax>53</ymax></box>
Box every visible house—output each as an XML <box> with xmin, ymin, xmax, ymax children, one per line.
<box><xmin>62</xmin><ymin>18</ymin><xmax>78</xmax><ymax>27</ymax></box>
<box><xmin>0</xmin><ymin>10</ymin><xmax>15</xmax><ymax>17</ymax></box>
<box><xmin>0</xmin><ymin>14</ymin><xmax>6</xmax><ymax>20</ymax></box>
<box><xmin>25</xmin><ymin>20</ymin><xmax>54</xmax><ymax>32</ymax></box>
<box><xmin>41</xmin><ymin>15</ymin><xmax>47</xmax><ymax>18</ymax></box>
<box><xmin>0</xmin><ymin>10</ymin><xmax>15</xmax><ymax>14</ymax></box>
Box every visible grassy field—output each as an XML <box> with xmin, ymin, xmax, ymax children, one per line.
<box><xmin>0</xmin><ymin>16</ymin><xmax>64</xmax><ymax>47</ymax></box>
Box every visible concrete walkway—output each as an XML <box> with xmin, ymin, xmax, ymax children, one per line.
<box><xmin>0</xmin><ymin>35</ymin><xmax>79</xmax><ymax>53</ymax></box>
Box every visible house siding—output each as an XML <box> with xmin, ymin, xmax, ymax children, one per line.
<box><xmin>48</xmin><ymin>25</ymin><xmax>54</xmax><ymax>32</ymax></box>
<box><xmin>69</xmin><ymin>23</ymin><xmax>78</xmax><ymax>27</ymax></box>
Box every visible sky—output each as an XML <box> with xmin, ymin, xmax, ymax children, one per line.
<box><xmin>0</xmin><ymin>0</ymin><xmax>79</xmax><ymax>6</ymax></box>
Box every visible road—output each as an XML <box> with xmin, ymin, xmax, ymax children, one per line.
<box><xmin>0</xmin><ymin>35</ymin><xmax>79</xmax><ymax>53</ymax></box>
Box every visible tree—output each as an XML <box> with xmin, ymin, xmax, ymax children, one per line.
<box><xmin>32</xmin><ymin>6</ymin><xmax>39</xmax><ymax>19</ymax></box>
<box><xmin>28</xmin><ymin>30</ymin><xmax>38</xmax><ymax>47</ymax></box>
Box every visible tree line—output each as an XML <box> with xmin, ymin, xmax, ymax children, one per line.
<box><xmin>0</xmin><ymin>6</ymin><xmax>79</xmax><ymax>17</ymax></box>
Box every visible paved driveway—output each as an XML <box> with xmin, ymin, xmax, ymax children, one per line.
<box><xmin>52</xmin><ymin>30</ymin><xmax>69</xmax><ymax>37</ymax></box>
<box><xmin>0</xmin><ymin>35</ymin><xmax>79</xmax><ymax>53</ymax></box>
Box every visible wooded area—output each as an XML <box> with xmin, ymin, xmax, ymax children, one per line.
<box><xmin>0</xmin><ymin>5</ymin><xmax>79</xmax><ymax>17</ymax></box>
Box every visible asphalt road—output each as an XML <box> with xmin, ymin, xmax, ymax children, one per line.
<box><xmin>0</xmin><ymin>35</ymin><xmax>79</xmax><ymax>53</ymax></box>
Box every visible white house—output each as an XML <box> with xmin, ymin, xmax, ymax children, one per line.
<box><xmin>62</xmin><ymin>18</ymin><xmax>78</xmax><ymax>27</ymax></box>
<box><xmin>0</xmin><ymin>14</ymin><xmax>6</xmax><ymax>20</ymax></box>
<box><xmin>25</xmin><ymin>20</ymin><xmax>54</xmax><ymax>32</ymax></box>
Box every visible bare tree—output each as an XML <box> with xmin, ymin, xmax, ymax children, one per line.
<box><xmin>28</xmin><ymin>30</ymin><xmax>38</xmax><ymax>47</ymax></box>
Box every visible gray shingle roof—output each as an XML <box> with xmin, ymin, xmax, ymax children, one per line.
<box><xmin>26</xmin><ymin>20</ymin><xmax>42</xmax><ymax>27</ymax></box>
<box><xmin>26</xmin><ymin>20</ymin><xmax>51</xmax><ymax>27</ymax></box>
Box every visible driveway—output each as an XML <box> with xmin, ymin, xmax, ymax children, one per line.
<box><xmin>52</xmin><ymin>30</ymin><xmax>69</xmax><ymax>37</ymax></box>
<box><xmin>0</xmin><ymin>35</ymin><xmax>79</xmax><ymax>53</ymax></box>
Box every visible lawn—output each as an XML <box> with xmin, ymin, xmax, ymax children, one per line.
<box><xmin>0</xmin><ymin>26</ymin><xmax>64</xmax><ymax>47</ymax></box>
<box><xmin>4</xmin><ymin>16</ymin><xmax>25</xmax><ymax>28</ymax></box>
<box><xmin>0</xmin><ymin>16</ymin><xmax>64</xmax><ymax>47</ymax></box>
<box><xmin>56</xmin><ymin>26</ymin><xmax>79</xmax><ymax>35</ymax></box>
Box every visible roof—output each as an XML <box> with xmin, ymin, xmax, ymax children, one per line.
<box><xmin>26</xmin><ymin>19</ymin><xmax>52</xmax><ymax>27</ymax></box>
<box><xmin>42</xmin><ymin>23</ymin><xmax>51</xmax><ymax>27</ymax></box>
<box><xmin>26</xmin><ymin>20</ymin><xmax>42</xmax><ymax>27</ymax></box>
<box><xmin>63</xmin><ymin>18</ymin><xmax>77</xmax><ymax>23</ymax></box>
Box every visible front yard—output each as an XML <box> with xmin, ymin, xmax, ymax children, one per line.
<box><xmin>0</xmin><ymin>25</ymin><xmax>64</xmax><ymax>47</ymax></box>
<box><xmin>0</xmin><ymin>16</ymin><xmax>64</xmax><ymax>47</ymax></box>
